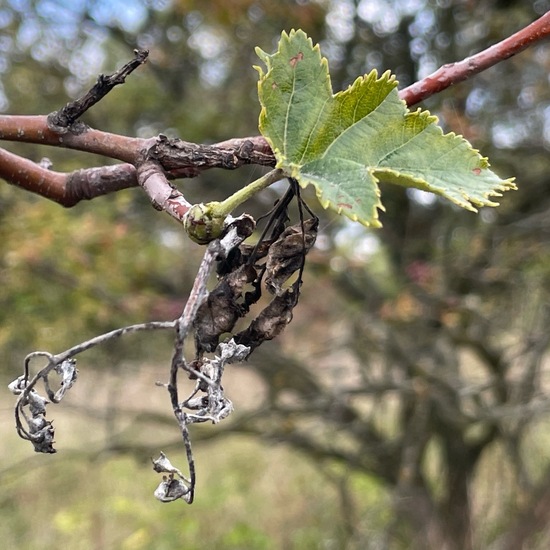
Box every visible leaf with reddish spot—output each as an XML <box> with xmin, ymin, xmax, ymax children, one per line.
<box><xmin>255</xmin><ymin>30</ymin><xmax>516</xmax><ymax>226</ymax></box>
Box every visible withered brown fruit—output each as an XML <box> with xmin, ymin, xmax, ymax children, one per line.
<box><xmin>265</xmin><ymin>218</ymin><xmax>318</xmax><ymax>295</ymax></box>
<box><xmin>234</xmin><ymin>287</ymin><xmax>299</xmax><ymax>353</ymax></box>
<box><xmin>194</xmin><ymin>264</ymin><xmax>257</xmax><ymax>352</ymax></box>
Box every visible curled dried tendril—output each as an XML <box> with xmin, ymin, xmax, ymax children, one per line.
<box><xmin>10</xmin><ymin>357</ymin><xmax>78</xmax><ymax>454</ymax></box>
<box><xmin>10</xmin><ymin>191</ymin><xmax>319</xmax><ymax>504</ymax></box>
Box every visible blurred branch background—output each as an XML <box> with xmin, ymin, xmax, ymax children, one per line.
<box><xmin>1</xmin><ymin>1</ymin><xmax>550</xmax><ymax>548</ymax></box>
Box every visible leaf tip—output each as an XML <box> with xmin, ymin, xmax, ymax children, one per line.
<box><xmin>254</xmin><ymin>47</ymin><xmax>270</xmax><ymax>68</ymax></box>
<box><xmin>287</xmin><ymin>28</ymin><xmax>313</xmax><ymax>44</ymax></box>
<box><xmin>380</xmin><ymin>69</ymin><xmax>397</xmax><ymax>84</ymax></box>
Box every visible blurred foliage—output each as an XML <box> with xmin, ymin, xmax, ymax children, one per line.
<box><xmin>1</xmin><ymin>0</ymin><xmax>550</xmax><ymax>548</ymax></box>
<box><xmin>1</xmin><ymin>437</ymin><xmax>384</xmax><ymax>550</ymax></box>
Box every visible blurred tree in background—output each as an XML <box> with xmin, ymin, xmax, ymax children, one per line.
<box><xmin>1</xmin><ymin>1</ymin><xmax>550</xmax><ymax>549</ymax></box>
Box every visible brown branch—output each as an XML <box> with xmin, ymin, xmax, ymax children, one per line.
<box><xmin>0</xmin><ymin>132</ymin><xmax>275</xmax><ymax>207</ymax></box>
<box><xmin>48</xmin><ymin>49</ymin><xmax>149</xmax><ymax>132</ymax></box>
<box><xmin>0</xmin><ymin>115</ymin><xmax>149</xmax><ymax>163</ymax></box>
<box><xmin>150</xmin><ymin>135</ymin><xmax>274</xmax><ymax>173</ymax></box>
<box><xmin>399</xmin><ymin>11</ymin><xmax>550</xmax><ymax>106</ymax></box>
<box><xmin>0</xmin><ymin>146</ymin><xmax>69</xmax><ymax>202</ymax></box>
<box><xmin>0</xmin><ymin>113</ymin><xmax>274</xmax><ymax>170</ymax></box>
<box><xmin>0</xmin><ymin>146</ymin><xmax>138</xmax><ymax>206</ymax></box>
<box><xmin>64</xmin><ymin>164</ymin><xmax>138</xmax><ymax>205</ymax></box>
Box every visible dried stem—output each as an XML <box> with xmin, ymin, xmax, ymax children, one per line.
<box><xmin>12</xmin><ymin>321</ymin><xmax>174</xmax><ymax>452</ymax></box>
<box><xmin>162</xmin><ymin>219</ymin><xmax>254</xmax><ymax>503</ymax></box>
<box><xmin>48</xmin><ymin>49</ymin><xmax>149</xmax><ymax>131</ymax></box>
<box><xmin>20</xmin><ymin>321</ymin><xmax>175</xmax><ymax>392</ymax></box>
<box><xmin>168</xmin><ymin>240</ymin><xmax>220</xmax><ymax>409</ymax></box>
<box><xmin>16</xmin><ymin>321</ymin><xmax>175</xmax><ymax>409</ymax></box>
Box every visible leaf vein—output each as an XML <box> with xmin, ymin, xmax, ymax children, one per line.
<box><xmin>298</xmin><ymin>96</ymin><xmax>331</xmax><ymax>165</ymax></box>
<box><xmin>321</xmin><ymin>92</ymin><xmax>392</xmax><ymax>159</ymax></box>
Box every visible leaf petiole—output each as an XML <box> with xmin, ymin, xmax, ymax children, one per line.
<box><xmin>214</xmin><ymin>168</ymin><xmax>285</xmax><ymax>217</ymax></box>
<box><xmin>184</xmin><ymin>168</ymin><xmax>285</xmax><ymax>244</ymax></box>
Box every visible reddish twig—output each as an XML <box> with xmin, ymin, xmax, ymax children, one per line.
<box><xmin>0</xmin><ymin>147</ymin><xmax>67</xmax><ymax>203</ymax></box>
<box><xmin>399</xmin><ymin>11</ymin><xmax>550</xmax><ymax>106</ymax></box>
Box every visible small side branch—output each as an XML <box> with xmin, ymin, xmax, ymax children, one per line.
<box><xmin>17</xmin><ymin>320</ymin><xmax>176</xmax><ymax>395</ymax></box>
<box><xmin>9</xmin><ymin>320</ymin><xmax>175</xmax><ymax>453</ymax></box>
<box><xmin>0</xmin><ymin>146</ymin><xmax>139</xmax><ymax>206</ymax></box>
<box><xmin>53</xmin><ymin>320</ymin><xmax>176</xmax><ymax>364</ymax></box>
<box><xmin>48</xmin><ymin>49</ymin><xmax>149</xmax><ymax>132</ymax></box>
<box><xmin>136</xmin><ymin>159</ymin><xmax>192</xmax><ymax>222</ymax></box>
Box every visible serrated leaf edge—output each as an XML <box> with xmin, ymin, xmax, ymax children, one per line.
<box><xmin>256</xmin><ymin>29</ymin><xmax>516</xmax><ymax>225</ymax></box>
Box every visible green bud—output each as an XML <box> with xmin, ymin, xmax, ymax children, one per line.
<box><xmin>184</xmin><ymin>202</ymin><xmax>226</xmax><ymax>245</ymax></box>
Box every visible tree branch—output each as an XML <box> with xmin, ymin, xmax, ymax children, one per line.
<box><xmin>48</xmin><ymin>49</ymin><xmax>149</xmax><ymax>132</ymax></box>
<box><xmin>0</xmin><ymin>146</ymin><xmax>67</xmax><ymax>203</ymax></box>
<box><xmin>0</xmin><ymin>146</ymin><xmax>139</xmax><ymax>205</ymax></box>
<box><xmin>0</xmin><ymin>14</ymin><xmax>548</xmax><ymax>207</ymax></box>
<box><xmin>0</xmin><ymin>115</ymin><xmax>149</xmax><ymax>163</ymax></box>
<box><xmin>399</xmin><ymin>11</ymin><xmax>550</xmax><ymax>106</ymax></box>
<box><xmin>0</xmin><ymin>132</ymin><xmax>274</xmax><ymax>207</ymax></box>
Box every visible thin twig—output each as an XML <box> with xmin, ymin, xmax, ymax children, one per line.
<box><xmin>12</xmin><ymin>320</ymin><xmax>176</xmax><ymax>452</ymax></box>
<box><xmin>54</xmin><ymin>320</ymin><xmax>176</xmax><ymax>364</ymax></box>
<box><xmin>48</xmin><ymin>49</ymin><xmax>149</xmax><ymax>132</ymax></box>
<box><xmin>18</xmin><ymin>320</ymin><xmax>175</xmax><ymax>397</ymax></box>
<box><xmin>180</xmin><ymin>418</ymin><xmax>196</xmax><ymax>503</ymax></box>
<box><xmin>399</xmin><ymin>11</ymin><xmax>550</xmax><ymax>106</ymax></box>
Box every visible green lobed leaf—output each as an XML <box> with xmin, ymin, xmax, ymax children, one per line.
<box><xmin>255</xmin><ymin>29</ymin><xmax>516</xmax><ymax>227</ymax></box>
